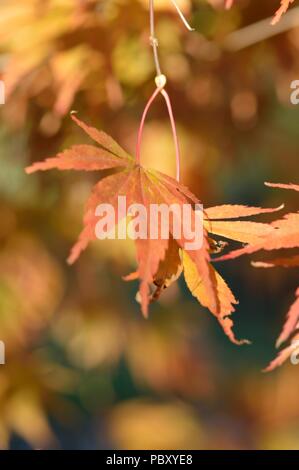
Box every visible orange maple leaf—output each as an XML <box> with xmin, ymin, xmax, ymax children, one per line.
<box><xmin>26</xmin><ymin>116</ymin><xmax>281</xmax><ymax>343</ymax></box>
<box><xmin>26</xmin><ymin>115</ymin><xmax>217</xmax><ymax>319</ymax></box>
<box><xmin>215</xmin><ymin>182</ymin><xmax>299</xmax><ymax>369</ymax></box>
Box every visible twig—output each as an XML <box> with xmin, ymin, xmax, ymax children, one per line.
<box><xmin>170</xmin><ymin>0</ymin><xmax>194</xmax><ymax>31</ymax></box>
<box><xmin>223</xmin><ymin>6</ymin><xmax>299</xmax><ymax>51</ymax></box>
<box><xmin>149</xmin><ymin>0</ymin><xmax>162</xmax><ymax>76</ymax></box>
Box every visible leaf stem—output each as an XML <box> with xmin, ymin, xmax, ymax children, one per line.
<box><xmin>136</xmin><ymin>0</ymin><xmax>187</xmax><ymax>181</ymax></box>
<box><xmin>170</xmin><ymin>0</ymin><xmax>195</xmax><ymax>31</ymax></box>
<box><xmin>136</xmin><ymin>85</ymin><xmax>164</xmax><ymax>165</ymax></box>
<box><xmin>161</xmin><ymin>89</ymin><xmax>180</xmax><ymax>181</ymax></box>
<box><xmin>149</xmin><ymin>0</ymin><xmax>162</xmax><ymax>76</ymax></box>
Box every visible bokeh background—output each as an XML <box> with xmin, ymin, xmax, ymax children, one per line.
<box><xmin>0</xmin><ymin>0</ymin><xmax>299</xmax><ymax>450</ymax></box>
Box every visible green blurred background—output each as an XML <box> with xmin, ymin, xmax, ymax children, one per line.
<box><xmin>0</xmin><ymin>0</ymin><xmax>299</xmax><ymax>450</ymax></box>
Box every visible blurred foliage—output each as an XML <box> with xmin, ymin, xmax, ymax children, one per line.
<box><xmin>0</xmin><ymin>0</ymin><xmax>299</xmax><ymax>450</ymax></box>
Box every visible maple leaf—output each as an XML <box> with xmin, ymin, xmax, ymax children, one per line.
<box><xmin>214</xmin><ymin>182</ymin><xmax>299</xmax><ymax>369</ymax></box>
<box><xmin>26</xmin><ymin>115</ymin><xmax>218</xmax><ymax>319</ymax></box>
<box><xmin>26</xmin><ymin>116</ymin><xmax>282</xmax><ymax>342</ymax></box>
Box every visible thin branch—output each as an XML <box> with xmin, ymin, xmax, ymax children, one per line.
<box><xmin>149</xmin><ymin>0</ymin><xmax>162</xmax><ymax>76</ymax></box>
<box><xmin>170</xmin><ymin>0</ymin><xmax>194</xmax><ymax>31</ymax></box>
<box><xmin>136</xmin><ymin>0</ymin><xmax>186</xmax><ymax>181</ymax></box>
<box><xmin>223</xmin><ymin>6</ymin><xmax>299</xmax><ymax>51</ymax></box>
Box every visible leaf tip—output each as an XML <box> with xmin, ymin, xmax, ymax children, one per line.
<box><xmin>231</xmin><ymin>336</ymin><xmax>251</xmax><ymax>346</ymax></box>
<box><xmin>251</xmin><ymin>261</ymin><xmax>270</xmax><ymax>268</ymax></box>
<box><xmin>141</xmin><ymin>303</ymin><xmax>149</xmax><ymax>319</ymax></box>
<box><xmin>123</xmin><ymin>271</ymin><xmax>139</xmax><ymax>282</ymax></box>
<box><xmin>275</xmin><ymin>338</ymin><xmax>283</xmax><ymax>349</ymax></box>
<box><xmin>25</xmin><ymin>166</ymin><xmax>34</xmax><ymax>175</ymax></box>
<box><xmin>67</xmin><ymin>251</ymin><xmax>77</xmax><ymax>265</ymax></box>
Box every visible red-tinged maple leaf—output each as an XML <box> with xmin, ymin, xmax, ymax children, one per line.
<box><xmin>26</xmin><ymin>114</ymin><xmax>218</xmax><ymax>318</ymax></box>
<box><xmin>25</xmin><ymin>116</ymin><xmax>281</xmax><ymax>342</ymax></box>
